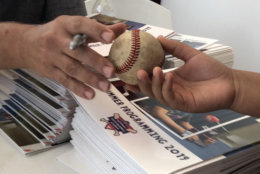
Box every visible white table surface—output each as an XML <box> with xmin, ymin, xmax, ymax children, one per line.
<box><xmin>0</xmin><ymin>135</ymin><xmax>77</xmax><ymax>174</ymax></box>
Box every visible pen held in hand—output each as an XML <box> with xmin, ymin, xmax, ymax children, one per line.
<box><xmin>69</xmin><ymin>34</ymin><xmax>87</xmax><ymax>50</ymax></box>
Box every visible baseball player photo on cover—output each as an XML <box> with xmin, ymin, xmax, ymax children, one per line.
<box><xmin>132</xmin><ymin>97</ymin><xmax>260</xmax><ymax>160</ymax></box>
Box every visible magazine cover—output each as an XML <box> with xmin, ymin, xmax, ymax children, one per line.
<box><xmin>71</xmin><ymin>80</ymin><xmax>260</xmax><ymax>173</ymax></box>
<box><xmin>113</xmin><ymin>80</ymin><xmax>260</xmax><ymax>160</ymax></box>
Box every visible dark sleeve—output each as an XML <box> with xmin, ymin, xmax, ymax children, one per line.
<box><xmin>0</xmin><ymin>0</ymin><xmax>45</xmax><ymax>24</ymax></box>
<box><xmin>44</xmin><ymin>0</ymin><xmax>87</xmax><ymax>21</ymax></box>
<box><xmin>151</xmin><ymin>0</ymin><xmax>161</xmax><ymax>4</ymax></box>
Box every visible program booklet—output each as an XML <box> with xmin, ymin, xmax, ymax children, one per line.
<box><xmin>62</xmin><ymin>79</ymin><xmax>260</xmax><ymax>174</ymax></box>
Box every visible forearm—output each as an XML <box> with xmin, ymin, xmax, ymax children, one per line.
<box><xmin>158</xmin><ymin>115</ymin><xmax>186</xmax><ymax>134</ymax></box>
<box><xmin>231</xmin><ymin>69</ymin><xmax>260</xmax><ymax>117</ymax></box>
<box><xmin>0</xmin><ymin>22</ymin><xmax>34</xmax><ymax>69</ymax></box>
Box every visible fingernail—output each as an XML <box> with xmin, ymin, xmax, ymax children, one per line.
<box><xmin>84</xmin><ymin>91</ymin><xmax>94</xmax><ymax>99</ymax></box>
<box><xmin>101</xmin><ymin>31</ymin><xmax>113</xmax><ymax>43</ymax></box>
<box><xmin>103</xmin><ymin>66</ymin><xmax>113</xmax><ymax>78</ymax></box>
<box><xmin>99</xmin><ymin>81</ymin><xmax>110</xmax><ymax>92</ymax></box>
<box><xmin>137</xmin><ymin>71</ymin><xmax>142</xmax><ymax>80</ymax></box>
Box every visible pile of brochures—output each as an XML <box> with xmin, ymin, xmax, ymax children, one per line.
<box><xmin>0</xmin><ymin>69</ymin><xmax>77</xmax><ymax>155</ymax></box>
<box><xmin>166</xmin><ymin>34</ymin><xmax>234</xmax><ymax>68</ymax></box>
<box><xmin>58</xmin><ymin>82</ymin><xmax>260</xmax><ymax>174</ymax></box>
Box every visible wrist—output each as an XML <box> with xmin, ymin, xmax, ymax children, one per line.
<box><xmin>17</xmin><ymin>24</ymin><xmax>36</xmax><ymax>68</ymax></box>
<box><xmin>0</xmin><ymin>22</ymin><xmax>34</xmax><ymax>69</ymax></box>
<box><xmin>230</xmin><ymin>69</ymin><xmax>241</xmax><ymax>112</ymax></box>
<box><xmin>181</xmin><ymin>130</ymin><xmax>192</xmax><ymax>137</ymax></box>
<box><xmin>230</xmin><ymin>69</ymin><xmax>260</xmax><ymax>117</ymax></box>
<box><xmin>230</xmin><ymin>69</ymin><xmax>253</xmax><ymax>114</ymax></box>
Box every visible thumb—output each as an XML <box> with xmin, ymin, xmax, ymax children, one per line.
<box><xmin>158</xmin><ymin>35</ymin><xmax>201</xmax><ymax>62</ymax></box>
<box><xmin>107</xmin><ymin>23</ymin><xmax>127</xmax><ymax>38</ymax></box>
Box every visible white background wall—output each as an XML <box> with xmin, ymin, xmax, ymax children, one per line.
<box><xmin>161</xmin><ymin>0</ymin><xmax>260</xmax><ymax>72</ymax></box>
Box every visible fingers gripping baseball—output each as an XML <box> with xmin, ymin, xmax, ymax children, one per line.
<box><xmin>60</xmin><ymin>15</ymin><xmax>115</xmax><ymax>43</ymax></box>
<box><xmin>158</xmin><ymin>36</ymin><xmax>201</xmax><ymax>62</ymax></box>
<box><xmin>22</xmin><ymin>15</ymin><xmax>126</xmax><ymax>99</ymax></box>
<box><xmin>46</xmin><ymin>67</ymin><xmax>96</xmax><ymax>99</ymax></box>
<box><xmin>137</xmin><ymin>70</ymin><xmax>154</xmax><ymax>98</ymax></box>
<box><xmin>109</xmin><ymin>30</ymin><xmax>165</xmax><ymax>85</ymax></box>
<box><xmin>151</xmin><ymin>67</ymin><xmax>167</xmax><ymax>105</ymax></box>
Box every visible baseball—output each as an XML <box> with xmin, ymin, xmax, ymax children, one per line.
<box><xmin>108</xmin><ymin>29</ymin><xmax>165</xmax><ymax>85</ymax></box>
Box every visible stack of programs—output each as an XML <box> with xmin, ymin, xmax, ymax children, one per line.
<box><xmin>166</xmin><ymin>33</ymin><xmax>234</xmax><ymax>68</ymax></box>
<box><xmin>0</xmin><ymin>69</ymin><xmax>77</xmax><ymax>155</ymax></box>
<box><xmin>59</xmin><ymin>82</ymin><xmax>260</xmax><ymax>174</ymax></box>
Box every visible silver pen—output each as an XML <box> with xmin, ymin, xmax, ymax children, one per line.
<box><xmin>69</xmin><ymin>34</ymin><xmax>87</xmax><ymax>50</ymax></box>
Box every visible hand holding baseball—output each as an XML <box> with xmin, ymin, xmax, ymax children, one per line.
<box><xmin>108</xmin><ymin>30</ymin><xmax>165</xmax><ymax>85</ymax></box>
<box><xmin>12</xmin><ymin>16</ymin><xmax>126</xmax><ymax>99</ymax></box>
<box><xmin>128</xmin><ymin>36</ymin><xmax>236</xmax><ymax>113</ymax></box>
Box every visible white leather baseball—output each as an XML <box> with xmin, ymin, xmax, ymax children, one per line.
<box><xmin>108</xmin><ymin>29</ymin><xmax>165</xmax><ymax>85</ymax></box>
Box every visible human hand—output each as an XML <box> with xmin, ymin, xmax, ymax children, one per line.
<box><xmin>127</xmin><ymin>36</ymin><xmax>236</xmax><ymax>113</ymax></box>
<box><xmin>201</xmin><ymin>136</ymin><xmax>215</xmax><ymax>145</ymax></box>
<box><xmin>180</xmin><ymin>130</ymin><xmax>199</xmax><ymax>141</ymax></box>
<box><xmin>20</xmin><ymin>15</ymin><xmax>126</xmax><ymax>99</ymax></box>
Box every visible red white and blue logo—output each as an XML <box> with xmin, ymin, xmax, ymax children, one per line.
<box><xmin>100</xmin><ymin>113</ymin><xmax>137</xmax><ymax>136</ymax></box>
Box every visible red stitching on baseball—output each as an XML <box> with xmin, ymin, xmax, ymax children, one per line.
<box><xmin>116</xmin><ymin>30</ymin><xmax>140</xmax><ymax>73</ymax></box>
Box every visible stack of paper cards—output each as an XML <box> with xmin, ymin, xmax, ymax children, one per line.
<box><xmin>61</xmin><ymin>82</ymin><xmax>260</xmax><ymax>174</ymax></box>
<box><xmin>0</xmin><ymin>69</ymin><xmax>77</xmax><ymax>155</ymax></box>
<box><xmin>164</xmin><ymin>33</ymin><xmax>234</xmax><ymax>69</ymax></box>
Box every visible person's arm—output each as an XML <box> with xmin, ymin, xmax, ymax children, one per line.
<box><xmin>231</xmin><ymin>69</ymin><xmax>260</xmax><ymax>117</ymax></box>
<box><xmin>154</xmin><ymin>106</ymin><xmax>199</xmax><ymax>141</ymax></box>
<box><xmin>154</xmin><ymin>106</ymin><xmax>186</xmax><ymax>134</ymax></box>
<box><xmin>0</xmin><ymin>16</ymin><xmax>126</xmax><ymax>99</ymax></box>
<box><xmin>128</xmin><ymin>36</ymin><xmax>260</xmax><ymax>118</ymax></box>
<box><xmin>0</xmin><ymin>22</ymin><xmax>33</xmax><ymax>69</ymax></box>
